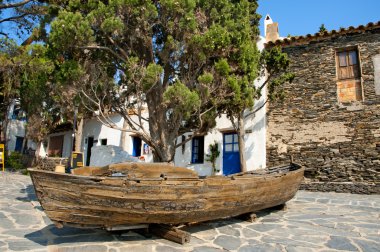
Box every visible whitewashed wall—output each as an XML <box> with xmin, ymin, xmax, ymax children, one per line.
<box><xmin>6</xmin><ymin>120</ymin><xmax>26</xmax><ymax>153</ymax></box>
<box><xmin>82</xmin><ymin>114</ymin><xmax>154</xmax><ymax>164</ymax></box>
<box><xmin>5</xmin><ymin>100</ymin><xmax>36</xmax><ymax>154</ymax></box>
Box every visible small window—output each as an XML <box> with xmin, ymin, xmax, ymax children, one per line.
<box><xmin>191</xmin><ymin>136</ymin><xmax>204</xmax><ymax>164</ymax></box>
<box><xmin>338</xmin><ymin>52</ymin><xmax>347</xmax><ymax>67</ymax></box>
<box><xmin>336</xmin><ymin>49</ymin><xmax>360</xmax><ymax>80</ymax></box>
<box><xmin>348</xmin><ymin>51</ymin><xmax>357</xmax><ymax>65</ymax></box>
<box><xmin>100</xmin><ymin>139</ymin><xmax>107</xmax><ymax>145</ymax></box>
<box><xmin>336</xmin><ymin>48</ymin><xmax>362</xmax><ymax>102</ymax></box>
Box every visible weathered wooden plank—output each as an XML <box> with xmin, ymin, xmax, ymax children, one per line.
<box><xmin>150</xmin><ymin>224</ymin><xmax>191</xmax><ymax>244</ymax></box>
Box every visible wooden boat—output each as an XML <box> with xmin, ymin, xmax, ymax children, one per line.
<box><xmin>28</xmin><ymin>162</ymin><xmax>304</xmax><ymax>229</ymax></box>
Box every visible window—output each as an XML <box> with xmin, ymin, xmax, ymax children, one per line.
<box><xmin>337</xmin><ymin>50</ymin><xmax>360</xmax><ymax>80</ymax></box>
<box><xmin>224</xmin><ymin>133</ymin><xmax>239</xmax><ymax>153</ymax></box>
<box><xmin>336</xmin><ymin>48</ymin><xmax>362</xmax><ymax>102</ymax></box>
<box><xmin>191</xmin><ymin>136</ymin><xmax>204</xmax><ymax>163</ymax></box>
<box><xmin>48</xmin><ymin>135</ymin><xmax>64</xmax><ymax>157</ymax></box>
<box><xmin>100</xmin><ymin>139</ymin><xmax>107</xmax><ymax>145</ymax></box>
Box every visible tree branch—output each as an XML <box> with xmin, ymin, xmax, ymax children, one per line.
<box><xmin>0</xmin><ymin>13</ymin><xmax>28</xmax><ymax>24</ymax></box>
<box><xmin>76</xmin><ymin>45</ymin><xmax>127</xmax><ymax>63</ymax></box>
<box><xmin>244</xmin><ymin>98</ymin><xmax>269</xmax><ymax>119</ymax></box>
<box><xmin>0</xmin><ymin>0</ymin><xmax>31</xmax><ymax>10</ymax></box>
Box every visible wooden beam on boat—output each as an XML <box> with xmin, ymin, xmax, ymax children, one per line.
<box><xmin>71</xmin><ymin>162</ymin><xmax>199</xmax><ymax>179</ymax></box>
<box><xmin>150</xmin><ymin>224</ymin><xmax>191</xmax><ymax>244</ymax></box>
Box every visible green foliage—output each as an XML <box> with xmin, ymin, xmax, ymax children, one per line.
<box><xmin>197</xmin><ymin>72</ymin><xmax>214</xmax><ymax>85</ymax></box>
<box><xmin>319</xmin><ymin>24</ymin><xmax>327</xmax><ymax>33</ymax></box>
<box><xmin>1</xmin><ymin>0</ymin><xmax>293</xmax><ymax>164</ymax></box>
<box><xmin>164</xmin><ymin>81</ymin><xmax>201</xmax><ymax>120</ymax></box>
<box><xmin>206</xmin><ymin>141</ymin><xmax>220</xmax><ymax>174</ymax></box>
<box><xmin>50</xmin><ymin>11</ymin><xmax>94</xmax><ymax>50</ymax></box>
<box><xmin>44</xmin><ymin>0</ymin><xmax>262</xmax><ymax>162</ymax></box>
<box><xmin>6</xmin><ymin>152</ymin><xmax>24</xmax><ymax>170</ymax></box>
<box><xmin>261</xmin><ymin>46</ymin><xmax>295</xmax><ymax>102</ymax></box>
<box><xmin>143</xmin><ymin>63</ymin><xmax>164</xmax><ymax>92</ymax></box>
<box><xmin>261</xmin><ymin>46</ymin><xmax>290</xmax><ymax>74</ymax></box>
<box><xmin>215</xmin><ymin>59</ymin><xmax>231</xmax><ymax>76</ymax></box>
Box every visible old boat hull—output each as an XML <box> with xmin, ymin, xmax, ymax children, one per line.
<box><xmin>28</xmin><ymin>163</ymin><xmax>304</xmax><ymax>228</ymax></box>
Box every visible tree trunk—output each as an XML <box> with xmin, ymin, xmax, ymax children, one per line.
<box><xmin>237</xmin><ymin>114</ymin><xmax>247</xmax><ymax>172</ymax></box>
<box><xmin>35</xmin><ymin>141</ymin><xmax>42</xmax><ymax>161</ymax></box>
<box><xmin>146</xmin><ymin>86</ymin><xmax>177</xmax><ymax>163</ymax></box>
<box><xmin>120</xmin><ymin>118</ymin><xmax>128</xmax><ymax>151</ymax></box>
<box><xmin>22</xmin><ymin>122</ymin><xmax>28</xmax><ymax>154</ymax></box>
<box><xmin>75</xmin><ymin>118</ymin><xmax>84</xmax><ymax>152</ymax></box>
<box><xmin>2</xmin><ymin>103</ymin><xmax>11</xmax><ymax>152</ymax></box>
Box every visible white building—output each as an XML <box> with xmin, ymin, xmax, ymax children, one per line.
<box><xmin>3</xmin><ymin>100</ymin><xmax>36</xmax><ymax>154</ymax></box>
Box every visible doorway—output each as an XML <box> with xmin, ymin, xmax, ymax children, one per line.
<box><xmin>15</xmin><ymin>136</ymin><xmax>24</xmax><ymax>153</ymax></box>
<box><xmin>86</xmin><ymin>136</ymin><xmax>94</xmax><ymax>166</ymax></box>
<box><xmin>222</xmin><ymin>132</ymin><xmax>241</xmax><ymax>175</ymax></box>
<box><xmin>132</xmin><ymin>136</ymin><xmax>142</xmax><ymax>157</ymax></box>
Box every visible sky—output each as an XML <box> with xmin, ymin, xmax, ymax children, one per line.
<box><xmin>257</xmin><ymin>0</ymin><xmax>380</xmax><ymax>37</ymax></box>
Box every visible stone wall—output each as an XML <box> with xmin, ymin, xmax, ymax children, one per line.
<box><xmin>267</xmin><ymin>29</ymin><xmax>380</xmax><ymax>194</ymax></box>
<box><xmin>38</xmin><ymin>157</ymin><xmax>69</xmax><ymax>171</ymax></box>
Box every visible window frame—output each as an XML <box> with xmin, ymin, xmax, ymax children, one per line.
<box><xmin>191</xmin><ymin>136</ymin><xmax>204</xmax><ymax>164</ymax></box>
<box><xmin>336</xmin><ymin>47</ymin><xmax>361</xmax><ymax>81</ymax></box>
<box><xmin>100</xmin><ymin>139</ymin><xmax>107</xmax><ymax>146</ymax></box>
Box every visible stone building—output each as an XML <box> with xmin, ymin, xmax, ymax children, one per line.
<box><xmin>265</xmin><ymin>21</ymin><xmax>380</xmax><ymax>194</ymax></box>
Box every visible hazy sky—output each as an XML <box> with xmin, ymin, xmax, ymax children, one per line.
<box><xmin>257</xmin><ymin>0</ymin><xmax>380</xmax><ymax>37</ymax></box>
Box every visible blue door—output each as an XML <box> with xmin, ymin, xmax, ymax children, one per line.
<box><xmin>223</xmin><ymin>133</ymin><xmax>241</xmax><ymax>175</ymax></box>
<box><xmin>132</xmin><ymin>136</ymin><xmax>142</xmax><ymax>157</ymax></box>
<box><xmin>15</xmin><ymin>136</ymin><xmax>24</xmax><ymax>152</ymax></box>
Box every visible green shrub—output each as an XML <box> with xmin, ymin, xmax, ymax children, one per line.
<box><xmin>7</xmin><ymin>152</ymin><xmax>25</xmax><ymax>170</ymax></box>
<box><xmin>206</xmin><ymin>141</ymin><xmax>220</xmax><ymax>174</ymax></box>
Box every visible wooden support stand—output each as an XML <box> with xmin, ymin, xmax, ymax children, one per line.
<box><xmin>150</xmin><ymin>224</ymin><xmax>191</xmax><ymax>244</ymax></box>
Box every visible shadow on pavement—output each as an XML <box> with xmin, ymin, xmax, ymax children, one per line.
<box><xmin>25</xmin><ymin>224</ymin><xmax>154</xmax><ymax>245</ymax></box>
<box><xmin>17</xmin><ymin>184</ymin><xmax>38</xmax><ymax>202</ymax></box>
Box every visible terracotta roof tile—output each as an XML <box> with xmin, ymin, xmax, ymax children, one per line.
<box><xmin>265</xmin><ymin>21</ymin><xmax>380</xmax><ymax>48</ymax></box>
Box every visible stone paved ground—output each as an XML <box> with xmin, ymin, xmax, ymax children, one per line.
<box><xmin>0</xmin><ymin>172</ymin><xmax>379</xmax><ymax>252</ymax></box>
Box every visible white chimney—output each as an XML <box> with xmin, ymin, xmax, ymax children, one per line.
<box><xmin>264</xmin><ymin>14</ymin><xmax>273</xmax><ymax>36</ymax></box>
<box><xmin>264</xmin><ymin>14</ymin><xmax>279</xmax><ymax>42</ymax></box>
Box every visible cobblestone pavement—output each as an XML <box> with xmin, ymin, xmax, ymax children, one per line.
<box><xmin>1</xmin><ymin>172</ymin><xmax>379</xmax><ymax>252</ymax></box>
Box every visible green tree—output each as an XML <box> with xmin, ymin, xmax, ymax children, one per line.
<box><xmin>0</xmin><ymin>0</ymin><xmax>55</xmax><ymax>151</ymax></box>
<box><xmin>0</xmin><ymin>39</ymin><xmax>58</xmax><ymax>154</ymax></box>
<box><xmin>0</xmin><ymin>0</ymin><xmax>51</xmax><ymax>43</ymax></box>
<box><xmin>216</xmin><ymin>45</ymin><xmax>293</xmax><ymax>172</ymax></box>
<box><xmin>0</xmin><ymin>38</ymin><xmax>20</xmax><ymax>148</ymax></box>
<box><xmin>319</xmin><ymin>24</ymin><xmax>327</xmax><ymax>33</ymax></box>
<box><xmin>48</xmin><ymin>0</ymin><xmax>263</xmax><ymax>163</ymax></box>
